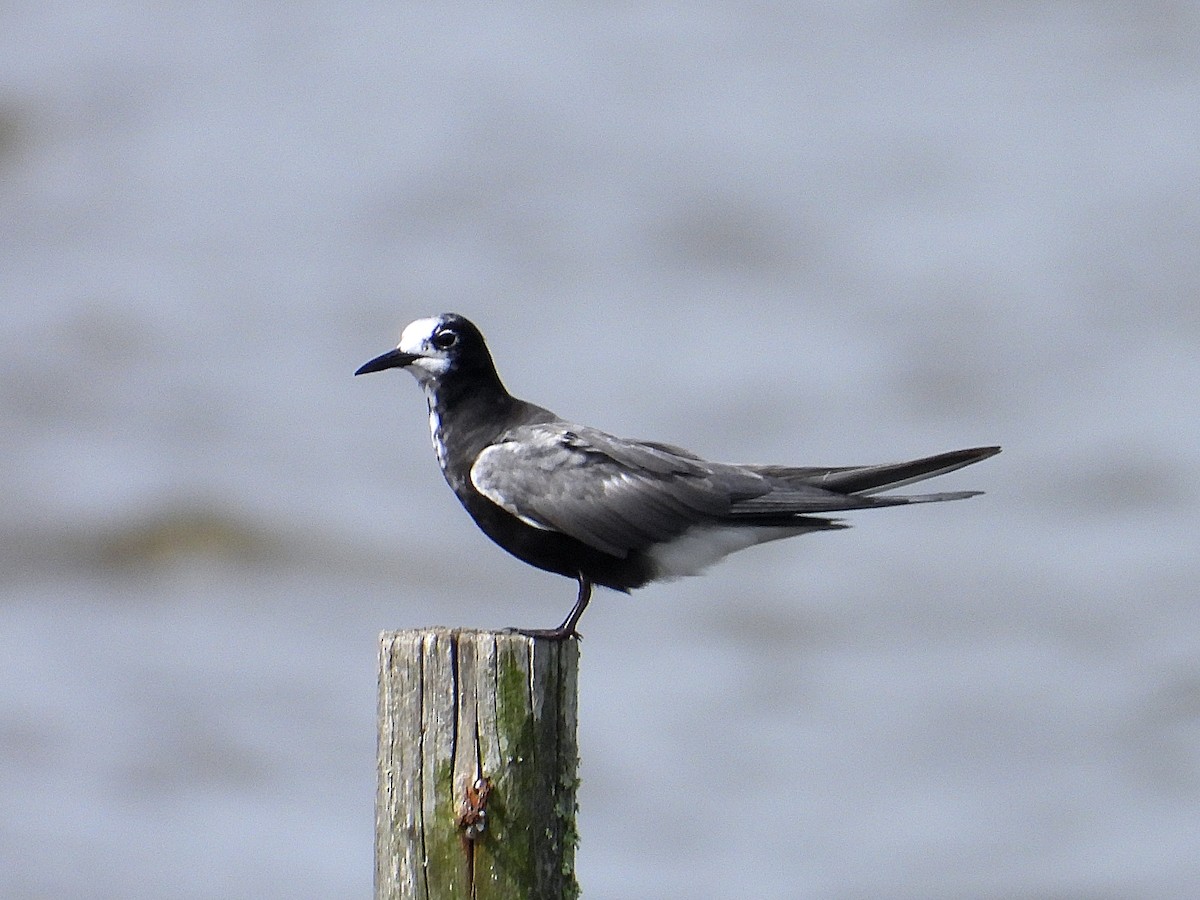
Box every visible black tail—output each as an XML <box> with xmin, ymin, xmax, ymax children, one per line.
<box><xmin>750</xmin><ymin>446</ymin><xmax>1001</xmax><ymax>497</ymax></box>
<box><xmin>822</xmin><ymin>446</ymin><xmax>1000</xmax><ymax>495</ymax></box>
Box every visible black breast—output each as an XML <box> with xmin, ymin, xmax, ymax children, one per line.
<box><xmin>457</xmin><ymin>487</ymin><xmax>655</xmax><ymax>592</ymax></box>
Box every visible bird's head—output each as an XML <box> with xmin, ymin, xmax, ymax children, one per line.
<box><xmin>355</xmin><ymin>313</ymin><xmax>494</xmax><ymax>388</ymax></box>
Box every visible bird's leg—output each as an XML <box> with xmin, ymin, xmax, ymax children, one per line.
<box><xmin>556</xmin><ymin>574</ymin><xmax>593</xmax><ymax>636</ymax></box>
<box><xmin>513</xmin><ymin>574</ymin><xmax>592</xmax><ymax>641</ymax></box>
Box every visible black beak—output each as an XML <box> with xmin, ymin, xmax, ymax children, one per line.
<box><xmin>355</xmin><ymin>348</ymin><xmax>420</xmax><ymax>376</ymax></box>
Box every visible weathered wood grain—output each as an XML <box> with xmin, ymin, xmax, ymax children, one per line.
<box><xmin>376</xmin><ymin>629</ymin><xmax>580</xmax><ymax>900</ymax></box>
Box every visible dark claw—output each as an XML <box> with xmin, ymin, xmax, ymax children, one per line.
<box><xmin>507</xmin><ymin>573</ymin><xmax>592</xmax><ymax>641</ymax></box>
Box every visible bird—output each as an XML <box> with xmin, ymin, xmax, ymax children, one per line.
<box><xmin>356</xmin><ymin>313</ymin><xmax>999</xmax><ymax>640</ymax></box>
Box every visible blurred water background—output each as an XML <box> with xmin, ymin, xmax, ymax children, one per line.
<box><xmin>3</xmin><ymin>3</ymin><xmax>1199</xmax><ymax>898</ymax></box>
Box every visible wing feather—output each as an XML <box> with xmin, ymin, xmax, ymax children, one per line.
<box><xmin>470</xmin><ymin>423</ymin><xmax>755</xmax><ymax>556</ymax></box>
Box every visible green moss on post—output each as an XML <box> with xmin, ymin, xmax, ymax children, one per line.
<box><xmin>376</xmin><ymin>629</ymin><xmax>580</xmax><ymax>900</ymax></box>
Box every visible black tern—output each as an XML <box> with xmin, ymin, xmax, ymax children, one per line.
<box><xmin>356</xmin><ymin>313</ymin><xmax>999</xmax><ymax>639</ymax></box>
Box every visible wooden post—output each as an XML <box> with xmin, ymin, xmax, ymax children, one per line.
<box><xmin>375</xmin><ymin>629</ymin><xmax>580</xmax><ymax>900</ymax></box>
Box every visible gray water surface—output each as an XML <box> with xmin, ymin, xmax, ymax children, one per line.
<box><xmin>2</xmin><ymin>4</ymin><xmax>1198</xmax><ymax>898</ymax></box>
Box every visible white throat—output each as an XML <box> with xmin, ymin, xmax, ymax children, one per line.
<box><xmin>427</xmin><ymin>404</ymin><xmax>449</xmax><ymax>470</ymax></box>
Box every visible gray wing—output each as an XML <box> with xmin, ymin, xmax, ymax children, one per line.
<box><xmin>469</xmin><ymin>423</ymin><xmax>760</xmax><ymax>557</ymax></box>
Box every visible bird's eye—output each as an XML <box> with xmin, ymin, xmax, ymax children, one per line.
<box><xmin>431</xmin><ymin>329</ymin><xmax>458</xmax><ymax>350</ymax></box>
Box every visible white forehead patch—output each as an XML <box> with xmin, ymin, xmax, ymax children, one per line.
<box><xmin>398</xmin><ymin>317</ymin><xmax>441</xmax><ymax>354</ymax></box>
<box><xmin>395</xmin><ymin>316</ymin><xmax>453</xmax><ymax>385</ymax></box>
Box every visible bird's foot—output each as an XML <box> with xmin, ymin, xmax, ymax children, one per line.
<box><xmin>505</xmin><ymin>625</ymin><xmax>581</xmax><ymax>642</ymax></box>
<box><xmin>506</xmin><ymin>575</ymin><xmax>592</xmax><ymax>641</ymax></box>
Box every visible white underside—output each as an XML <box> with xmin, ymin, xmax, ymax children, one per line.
<box><xmin>646</xmin><ymin>523</ymin><xmax>815</xmax><ymax>581</ymax></box>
